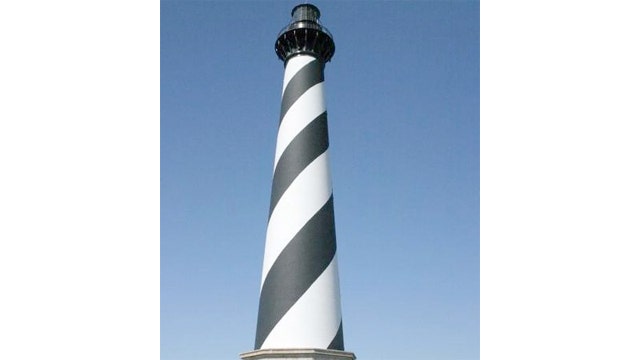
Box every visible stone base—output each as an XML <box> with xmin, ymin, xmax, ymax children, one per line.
<box><xmin>240</xmin><ymin>348</ymin><xmax>356</xmax><ymax>360</ymax></box>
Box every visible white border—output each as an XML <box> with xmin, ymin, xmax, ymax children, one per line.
<box><xmin>0</xmin><ymin>2</ymin><xmax>159</xmax><ymax>360</ymax></box>
<box><xmin>482</xmin><ymin>1</ymin><xmax>640</xmax><ymax>359</ymax></box>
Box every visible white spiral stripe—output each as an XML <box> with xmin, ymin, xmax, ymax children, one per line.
<box><xmin>261</xmin><ymin>151</ymin><xmax>333</xmax><ymax>287</ymax></box>
<box><xmin>274</xmin><ymin>83</ymin><xmax>326</xmax><ymax>171</ymax></box>
<box><xmin>261</xmin><ymin>256</ymin><xmax>343</xmax><ymax>349</ymax></box>
<box><xmin>282</xmin><ymin>55</ymin><xmax>316</xmax><ymax>94</ymax></box>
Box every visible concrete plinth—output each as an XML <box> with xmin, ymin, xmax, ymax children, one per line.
<box><xmin>240</xmin><ymin>348</ymin><xmax>356</xmax><ymax>360</ymax></box>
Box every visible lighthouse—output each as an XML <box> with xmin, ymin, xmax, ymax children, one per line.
<box><xmin>241</xmin><ymin>4</ymin><xmax>356</xmax><ymax>360</ymax></box>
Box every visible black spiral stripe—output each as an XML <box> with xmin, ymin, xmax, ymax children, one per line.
<box><xmin>255</xmin><ymin>55</ymin><xmax>344</xmax><ymax>351</ymax></box>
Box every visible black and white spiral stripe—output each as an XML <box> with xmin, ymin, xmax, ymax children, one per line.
<box><xmin>255</xmin><ymin>54</ymin><xmax>344</xmax><ymax>351</ymax></box>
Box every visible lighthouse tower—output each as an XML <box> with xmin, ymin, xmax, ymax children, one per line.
<box><xmin>241</xmin><ymin>4</ymin><xmax>355</xmax><ymax>360</ymax></box>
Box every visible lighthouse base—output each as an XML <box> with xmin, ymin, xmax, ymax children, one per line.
<box><xmin>240</xmin><ymin>348</ymin><xmax>356</xmax><ymax>360</ymax></box>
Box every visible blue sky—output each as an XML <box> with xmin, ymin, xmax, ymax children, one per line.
<box><xmin>161</xmin><ymin>1</ymin><xmax>478</xmax><ymax>359</ymax></box>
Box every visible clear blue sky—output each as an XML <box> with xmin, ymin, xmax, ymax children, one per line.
<box><xmin>161</xmin><ymin>1</ymin><xmax>479</xmax><ymax>359</ymax></box>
